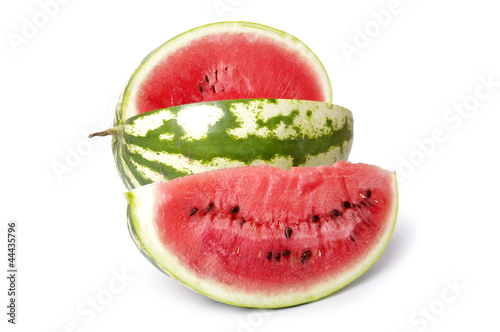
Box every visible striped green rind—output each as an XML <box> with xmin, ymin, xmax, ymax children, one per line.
<box><xmin>114</xmin><ymin>21</ymin><xmax>332</xmax><ymax>125</ymax></box>
<box><xmin>112</xmin><ymin>99</ymin><xmax>354</xmax><ymax>190</ymax></box>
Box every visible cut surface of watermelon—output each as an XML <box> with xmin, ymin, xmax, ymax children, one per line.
<box><xmin>127</xmin><ymin>161</ymin><xmax>398</xmax><ymax>308</ymax></box>
<box><xmin>117</xmin><ymin>22</ymin><xmax>332</xmax><ymax>124</ymax></box>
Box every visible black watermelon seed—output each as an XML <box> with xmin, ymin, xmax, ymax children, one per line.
<box><xmin>332</xmin><ymin>209</ymin><xmax>341</xmax><ymax>217</ymax></box>
<box><xmin>190</xmin><ymin>208</ymin><xmax>198</xmax><ymax>216</ymax></box>
<box><xmin>350</xmin><ymin>236</ymin><xmax>356</xmax><ymax>242</ymax></box>
<box><xmin>240</xmin><ymin>218</ymin><xmax>246</xmax><ymax>226</ymax></box>
<box><xmin>361</xmin><ymin>201</ymin><xmax>367</xmax><ymax>207</ymax></box>
<box><xmin>285</xmin><ymin>227</ymin><xmax>293</xmax><ymax>239</ymax></box>
<box><xmin>275</xmin><ymin>253</ymin><xmax>281</xmax><ymax>261</ymax></box>
<box><xmin>343</xmin><ymin>201</ymin><xmax>351</xmax><ymax>208</ymax></box>
<box><xmin>206</xmin><ymin>203</ymin><xmax>214</xmax><ymax>213</ymax></box>
<box><xmin>282</xmin><ymin>250</ymin><xmax>291</xmax><ymax>257</ymax></box>
<box><xmin>366</xmin><ymin>190</ymin><xmax>372</xmax><ymax>198</ymax></box>
<box><xmin>267</xmin><ymin>252</ymin><xmax>273</xmax><ymax>260</ymax></box>
<box><xmin>230</xmin><ymin>206</ymin><xmax>240</xmax><ymax>214</ymax></box>
<box><xmin>312</xmin><ymin>215</ymin><xmax>320</xmax><ymax>222</ymax></box>
<box><xmin>301</xmin><ymin>250</ymin><xmax>312</xmax><ymax>263</ymax></box>
<box><xmin>198</xmin><ymin>85</ymin><xmax>203</xmax><ymax>92</ymax></box>
<box><xmin>204</xmin><ymin>75</ymin><xmax>209</xmax><ymax>83</ymax></box>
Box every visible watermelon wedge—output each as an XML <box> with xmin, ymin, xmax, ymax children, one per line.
<box><xmin>115</xmin><ymin>21</ymin><xmax>332</xmax><ymax>125</ymax></box>
<box><xmin>126</xmin><ymin>161</ymin><xmax>398</xmax><ymax>308</ymax></box>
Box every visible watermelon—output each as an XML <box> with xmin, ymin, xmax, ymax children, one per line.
<box><xmin>127</xmin><ymin>161</ymin><xmax>398</xmax><ymax>308</ymax></box>
<box><xmin>115</xmin><ymin>21</ymin><xmax>332</xmax><ymax>125</ymax></box>
<box><xmin>92</xmin><ymin>99</ymin><xmax>353</xmax><ymax>190</ymax></box>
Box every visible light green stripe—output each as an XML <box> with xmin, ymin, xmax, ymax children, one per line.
<box><xmin>127</xmin><ymin>143</ymin><xmax>296</xmax><ymax>175</ymax></box>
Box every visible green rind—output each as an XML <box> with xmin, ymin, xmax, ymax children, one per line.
<box><xmin>115</xmin><ymin>21</ymin><xmax>332</xmax><ymax>126</ymax></box>
<box><xmin>113</xmin><ymin>99</ymin><xmax>354</xmax><ymax>190</ymax></box>
<box><xmin>126</xmin><ymin>169</ymin><xmax>398</xmax><ymax>308</ymax></box>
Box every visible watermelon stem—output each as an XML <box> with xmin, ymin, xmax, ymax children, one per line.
<box><xmin>88</xmin><ymin>127</ymin><xmax>121</xmax><ymax>139</ymax></box>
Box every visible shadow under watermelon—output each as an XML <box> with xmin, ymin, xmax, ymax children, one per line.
<box><xmin>325</xmin><ymin>213</ymin><xmax>413</xmax><ymax>299</ymax></box>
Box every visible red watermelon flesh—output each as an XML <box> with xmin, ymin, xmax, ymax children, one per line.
<box><xmin>137</xmin><ymin>33</ymin><xmax>328</xmax><ymax>113</ymax></box>
<box><xmin>127</xmin><ymin>161</ymin><xmax>398</xmax><ymax>307</ymax></box>
<box><xmin>120</xmin><ymin>22</ymin><xmax>332</xmax><ymax>122</ymax></box>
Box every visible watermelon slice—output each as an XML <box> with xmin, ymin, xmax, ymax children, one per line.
<box><xmin>127</xmin><ymin>161</ymin><xmax>398</xmax><ymax>308</ymax></box>
<box><xmin>115</xmin><ymin>21</ymin><xmax>332</xmax><ymax>125</ymax></box>
<box><xmin>100</xmin><ymin>99</ymin><xmax>353</xmax><ymax>190</ymax></box>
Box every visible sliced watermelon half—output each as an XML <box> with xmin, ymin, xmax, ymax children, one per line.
<box><xmin>105</xmin><ymin>98</ymin><xmax>353</xmax><ymax>190</ymax></box>
<box><xmin>126</xmin><ymin>161</ymin><xmax>398</xmax><ymax>308</ymax></box>
<box><xmin>116</xmin><ymin>21</ymin><xmax>332</xmax><ymax>125</ymax></box>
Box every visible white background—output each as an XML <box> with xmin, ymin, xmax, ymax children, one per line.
<box><xmin>1</xmin><ymin>0</ymin><xmax>499</xmax><ymax>331</ymax></box>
